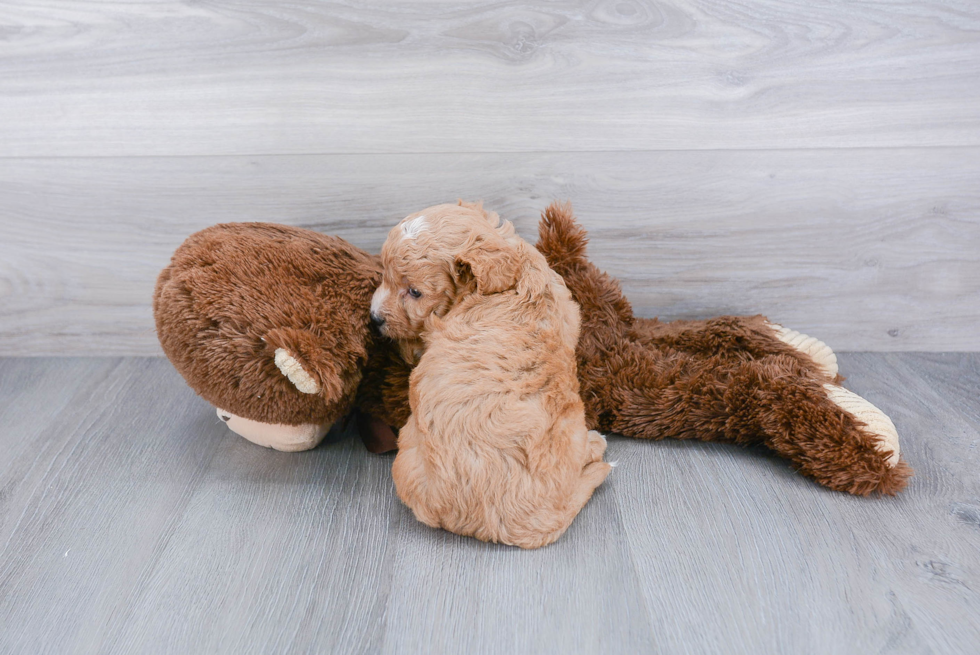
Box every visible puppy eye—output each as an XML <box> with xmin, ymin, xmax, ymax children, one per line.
<box><xmin>408</xmin><ymin>287</ymin><xmax>422</xmax><ymax>299</ymax></box>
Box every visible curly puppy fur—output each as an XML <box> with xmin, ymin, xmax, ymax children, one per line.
<box><xmin>371</xmin><ymin>202</ymin><xmax>611</xmax><ymax>548</ymax></box>
<box><xmin>536</xmin><ymin>202</ymin><xmax>912</xmax><ymax>496</ymax></box>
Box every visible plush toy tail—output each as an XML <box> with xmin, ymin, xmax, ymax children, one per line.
<box><xmin>537</xmin><ymin>202</ymin><xmax>639</xmax><ymax>431</ymax></box>
<box><xmin>537</xmin><ymin>201</ymin><xmax>590</xmax><ymax>271</ymax></box>
<box><xmin>536</xmin><ymin>202</ymin><xmax>635</xmax><ymax>329</ymax></box>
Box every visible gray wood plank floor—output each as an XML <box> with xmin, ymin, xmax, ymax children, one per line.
<box><xmin>0</xmin><ymin>354</ymin><xmax>977</xmax><ymax>654</ymax></box>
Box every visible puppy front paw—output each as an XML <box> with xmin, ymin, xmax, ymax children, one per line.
<box><xmin>824</xmin><ymin>384</ymin><xmax>900</xmax><ymax>468</ymax></box>
<box><xmin>274</xmin><ymin>348</ymin><xmax>321</xmax><ymax>394</ymax></box>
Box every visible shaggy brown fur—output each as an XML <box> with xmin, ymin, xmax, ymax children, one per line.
<box><xmin>154</xmin><ymin>222</ymin><xmax>407</xmax><ymax>445</ymax></box>
<box><xmin>534</xmin><ymin>203</ymin><xmax>913</xmax><ymax>496</ymax></box>
<box><xmin>373</xmin><ymin>203</ymin><xmax>611</xmax><ymax>548</ymax></box>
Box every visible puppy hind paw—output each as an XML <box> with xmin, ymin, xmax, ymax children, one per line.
<box><xmin>274</xmin><ymin>348</ymin><xmax>321</xmax><ymax>394</ymax></box>
<box><xmin>768</xmin><ymin>322</ymin><xmax>839</xmax><ymax>378</ymax></box>
<box><xmin>824</xmin><ymin>384</ymin><xmax>900</xmax><ymax>468</ymax></box>
<box><xmin>586</xmin><ymin>429</ymin><xmax>608</xmax><ymax>460</ymax></box>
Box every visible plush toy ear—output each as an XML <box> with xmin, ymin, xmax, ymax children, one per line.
<box><xmin>454</xmin><ymin>229</ymin><xmax>521</xmax><ymax>295</ymax></box>
<box><xmin>264</xmin><ymin>327</ymin><xmax>362</xmax><ymax>405</ymax></box>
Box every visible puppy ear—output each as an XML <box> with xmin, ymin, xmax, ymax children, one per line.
<box><xmin>454</xmin><ymin>231</ymin><xmax>520</xmax><ymax>295</ymax></box>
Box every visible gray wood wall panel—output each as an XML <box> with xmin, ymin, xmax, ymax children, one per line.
<box><xmin>1</xmin><ymin>354</ymin><xmax>977</xmax><ymax>653</ymax></box>
<box><xmin>1</xmin><ymin>0</ymin><xmax>977</xmax><ymax>353</ymax></box>
<box><xmin>1</xmin><ymin>149</ymin><xmax>978</xmax><ymax>355</ymax></box>
<box><xmin>1</xmin><ymin>1</ymin><xmax>979</xmax><ymax>156</ymax></box>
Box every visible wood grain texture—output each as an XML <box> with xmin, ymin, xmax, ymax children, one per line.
<box><xmin>1</xmin><ymin>0</ymin><xmax>979</xmax><ymax>156</ymax></box>
<box><xmin>0</xmin><ymin>354</ymin><xmax>977</xmax><ymax>653</ymax></box>
<box><xmin>1</xmin><ymin>149</ymin><xmax>978</xmax><ymax>355</ymax></box>
<box><xmin>615</xmin><ymin>351</ymin><xmax>980</xmax><ymax>654</ymax></box>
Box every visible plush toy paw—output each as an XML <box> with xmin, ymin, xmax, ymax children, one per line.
<box><xmin>768</xmin><ymin>322</ymin><xmax>839</xmax><ymax>378</ymax></box>
<box><xmin>274</xmin><ymin>348</ymin><xmax>321</xmax><ymax>394</ymax></box>
<box><xmin>822</xmin><ymin>385</ymin><xmax>901</xmax><ymax>467</ymax></box>
<box><xmin>216</xmin><ymin>407</ymin><xmax>330</xmax><ymax>452</ymax></box>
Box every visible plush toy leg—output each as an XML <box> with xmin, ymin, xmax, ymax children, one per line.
<box><xmin>630</xmin><ymin>315</ymin><xmax>839</xmax><ymax>381</ymax></box>
<box><xmin>215</xmin><ymin>407</ymin><xmax>331</xmax><ymax>452</ymax></box>
<box><xmin>356</xmin><ymin>410</ymin><xmax>400</xmax><ymax>454</ymax></box>
<box><xmin>609</xmin><ymin>350</ymin><xmax>911</xmax><ymax>495</ymax></box>
<box><xmin>767</xmin><ymin>323</ymin><xmax>838</xmax><ymax>379</ymax></box>
<box><xmin>822</xmin><ymin>385</ymin><xmax>900</xmax><ymax>467</ymax></box>
<box><xmin>735</xmin><ymin>363</ymin><xmax>910</xmax><ymax>495</ymax></box>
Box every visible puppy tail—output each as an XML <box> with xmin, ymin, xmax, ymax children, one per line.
<box><xmin>535</xmin><ymin>201</ymin><xmax>635</xmax><ymax>325</ymax></box>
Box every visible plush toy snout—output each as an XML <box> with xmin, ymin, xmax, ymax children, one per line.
<box><xmin>216</xmin><ymin>408</ymin><xmax>331</xmax><ymax>452</ymax></box>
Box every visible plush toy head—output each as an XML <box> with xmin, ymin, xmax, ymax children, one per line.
<box><xmin>154</xmin><ymin>222</ymin><xmax>386</xmax><ymax>450</ymax></box>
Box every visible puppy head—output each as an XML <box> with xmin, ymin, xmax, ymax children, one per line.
<box><xmin>370</xmin><ymin>201</ymin><xmax>521</xmax><ymax>343</ymax></box>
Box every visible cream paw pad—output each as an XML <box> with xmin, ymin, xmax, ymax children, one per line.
<box><xmin>768</xmin><ymin>322</ymin><xmax>839</xmax><ymax>378</ymax></box>
<box><xmin>823</xmin><ymin>384</ymin><xmax>901</xmax><ymax>468</ymax></box>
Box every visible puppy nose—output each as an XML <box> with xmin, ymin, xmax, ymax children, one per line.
<box><xmin>370</xmin><ymin>312</ymin><xmax>386</xmax><ymax>328</ymax></box>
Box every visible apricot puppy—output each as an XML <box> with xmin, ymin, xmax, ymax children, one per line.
<box><xmin>371</xmin><ymin>202</ymin><xmax>611</xmax><ymax>549</ymax></box>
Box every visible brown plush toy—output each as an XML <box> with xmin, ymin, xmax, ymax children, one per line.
<box><xmin>155</xmin><ymin>204</ymin><xmax>911</xmax><ymax>495</ymax></box>
<box><xmin>153</xmin><ymin>222</ymin><xmax>408</xmax><ymax>453</ymax></box>
<box><xmin>534</xmin><ymin>203</ymin><xmax>911</xmax><ymax>496</ymax></box>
